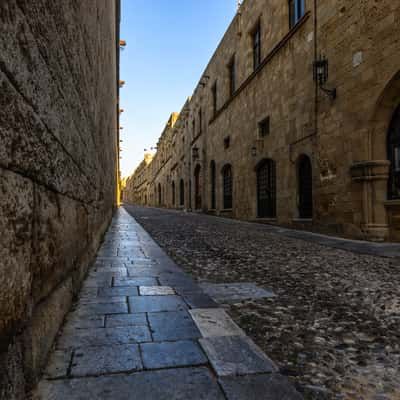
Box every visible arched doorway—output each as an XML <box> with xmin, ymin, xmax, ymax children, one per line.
<box><xmin>388</xmin><ymin>105</ymin><xmax>400</xmax><ymax>200</ymax></box>
<box><xmin>179</xmin><ymin>179</ymin><xmax>185</xmax><ymax>206</ymax></box>
<box><xmin>194</xmin><ymin>165</ymin><xmax>202</xmax><ymax>210</ymax></box>
<box><xmin>256</xmin><ymin>159</ymin><xmax>276</xmax><ymax>218</ymax></box>
<box><xmin>210</xmin><ymin>161</ymin><xmax>216</xmax><ymax>209</ymax></box>
<box><xmin>298</xmin><ymin>155</ymin><xmax>313</xmax><ymax>218</ymax></box>
<box><xmin>222</xmin><ymin>164</ymin><xmax>233</xmax><ymax>209</ymax></box>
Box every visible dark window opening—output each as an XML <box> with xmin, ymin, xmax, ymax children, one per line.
<box><xmin>228</xmin><ymin>56</ymin><xmax>236</xmax><ymax>97</ymax></box>
<box><xmin>222</xmin><ymin>165</ymin><xmax>233</xmax><ymax>210</ymax></box>
<box><xmin>171</xmin><ymin>181</ymin><xmax>176</xmax><ymax>206</ymax></box>
<box><xmin>194</xmin><ymin>165</ymin><xmax>202</xmax><ymax>210</ymax></box>
<box><xmin>210</xmin><ymin>161</ymin><xmax>216</xmax><ymax>209</ymax></box>
<box><xmin>259</xmin><ymin>116</ymin><xmax>270</xmax><ymax>137</ymax></box>
<box><xmin>180</xmin><ymin>179</ymin><xmax>185</xmax><ymax>206</ymax></box>
<box><xmin>224</xmin><ymin>136</ymin><xmax>230</xmax><ymax>149</ymax></box>
<box><xmin>252</xmin><ymin>22</ymin><xmax>261</xmax><ymax>70</ymax></box>
<box><xmin>212</xmin><ymin>82</ymin><xmax>217</xmax><ymax>115</ymax></box>
<box><xmin>198</xmin><ymin>109</ymin><xmax>202</xmax><ymax>134</ymax></box>
<box><xmin>257</xmin><ymin>159</ymin><xmax>276</xmax><ymax>218</ymax></box>
<box><xmin>289</xmin><ymin>0</ymin><xmax>305</xmax><ymax>29</ymax></box>
<box><xmin>298</xmin><ymin>155</ymin><xmax>313</xmax><ymax>218</ymax></box>
<box><xmin>388</xmin><ymin>104</ymin><xmax>400</xmax><ymax>199</ymax></box>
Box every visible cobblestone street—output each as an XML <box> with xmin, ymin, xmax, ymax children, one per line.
<box><xmin>124</xmin><ymin>205</ymin><xmax>400</xmax><ymax>400</ymax></box>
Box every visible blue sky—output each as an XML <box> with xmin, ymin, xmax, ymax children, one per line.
<box><xmin>119</xmin><ymin>0</ymin><xmax>237</xmax><ymax>178</ymax></box>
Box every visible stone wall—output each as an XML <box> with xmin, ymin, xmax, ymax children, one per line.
<box><xmin>124</xmin><ymin>0</ymin><xmax>400</xmax><ymax>241</ymax></box>
<box><xmin>0</xmin><ymin>1</ymin><xmax>120</xmax><ymax>398</ymax></box>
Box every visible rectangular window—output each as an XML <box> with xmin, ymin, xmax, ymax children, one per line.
<box><xmin>252</xmin><ymin>22</ymin><xmax>261</xmax><ymax>70</ymax></box>
<box><xmin>198</xmin><ymin>108</ymin><xmax>202</xmax><ymax>134</ymax></box>
<box><xmin>228</xmin><ymin>55</ymin><xmax>236</xmax><ymax>97</ymax></box>
<box><xmin>224</xmin><ymin>136</ymin><xmax>230</xmax><ymax>149</ymax></box>
<box><xmin>289</xmin><ymin>0</ymin><xmax>305</xmax><ymax>29</ymax></box>
<box><xmin>259</xmin><ymin>116</ymin><xmax>270</xmax><ymax>137</ymax></box>
<box><xmin>212</xmin><ymin>82</ymin><xmax>217</xmax><ymax>115</ymax></box>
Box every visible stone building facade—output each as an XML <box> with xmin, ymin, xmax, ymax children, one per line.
<box><xmin>124</xmin><ymin>0</ymin><xmax>400</xmax><ymax>242</ymax></box>
<box><xmin>0</xmin><ymin>1</ymin><xmax>120</xmax><ymax>398</ymax></box>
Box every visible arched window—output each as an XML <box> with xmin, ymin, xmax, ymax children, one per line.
<box><xmin>256</xmin><ymin>159</ymin><xmax>276</xmax><ymax>218</ymax></box>
<box><xmin>158</xmin><ymin>183</ymin><xmax>162</xmax><ymax>206</ymax></box>
<box><xmin>388</xmin><ymin>105</ymin><xmax>400</xmax><ymax>200</ymax></box>
<box><xmin>194</xmin><ymin>165</ymin><xmax>202</xmax><ymax>210</ymax></box>
<box><xmin>171</xmin><ymin>181</ymin><xmax>175</xmax><ymax>206</ymax></box>
<box><xmin>298</xmin><ymin>155</ymin><xmax>313</xmax><ymax>218</ymax></box>
<box><xmin>222</xmin><ymin>164</ymin><xmax>233</xmax><ymax>210</ymax></box>
<box><xmin>210</xmin><ymin>161</ymin><xmax>216</xmax><ymax>209</ymax></box>
<box><xmin>180</xmin><ymin>179</ymin><xmax>185</xmax><ymax>206</ymax></box>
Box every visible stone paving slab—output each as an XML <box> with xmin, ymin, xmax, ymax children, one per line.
<box><xmin>219</xmin><ymin>374</ymin><xmax>303</xmax><ymax>400</ymax></box>
<box><xmin>73</xmin><ymin>302</ymin><xmax>128</xmax><ymax>316</ymax></box>
<box><xmin>35</xmin><ymin>367</ymin><xmax>226</xmax><ymax>400</ymax></box>
<box><xmin>114</xmin><ymin>277</ymin><xmax>159</xmax><ymax>287</ymax></box>
<box><xmin>189</xmin><ymin>308</ymin><xmax>245</xmax><ymax>337</ymax></box>
<box><xmin>141</xmin><ymin>340</ymin><xmax>207</xmax><ymax>369</ymax></box>
<box><xmin>199</xmin><ymin>282</ymin><xmax>276</xmax><ymax>303</ymax></box>
<box><xmin>64</xmin><ymin>315</ymin><xmax>105</xmax><ymax>330</ymax></box>
<box><xmin>139</xmin><ymin>286</ymin><xmax>175</xmax><ymax>295</ymax></box>
<box><xmin>98</xmin><ymin>286</ymin><xmax>139</xmax><ymax>297</ymax></box>
<box><xmin>148</xmin><ymin>310</ymin><xmax>201</xmax><ymax>341</ymax></box>
<box><xmin>199</xmin><ymin>335</ymin><xmax>276</xmax><ymax>377</ymax></box>
<box><xmin>182</xmin><ymin>293</ymin><xmax>219</xmax><ymax>308</ymax></box>
<box><xmin>128</xmin><ymin>295</ymin><xmax>187</xmax><ymax>313</ymax></box>
<box><xmin>71</xmin><ymin>345</ymin><xmax>142</xmax><ymax>377</ymax></box>
<box><xmin>57</xmin><ymin>326</ymin><xmax>151</xmax><ymax>349</ymax></box>
<box><xmin>105</xmin><ymin>313</ymin><xmax>148</xmax><ymax>328</ymax></box>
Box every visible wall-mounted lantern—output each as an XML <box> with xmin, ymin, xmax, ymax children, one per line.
<box><xmin>251</xmin><ymin>146</ymin><xmax>257</xmax><ymax>157</ymax></box>
<box><xmin>120</xmin><ymin>40</ymin><xmax>127</xmax><ymax>49</ymax></box>
<box><xmin>119</xmin><ymin>108</ymin><xmax>124</xmax><ymax>113</ymax></box>
<box><xmin>119</xmin><ymin>80</ymin><xmax>126</xmax><ymax>88</ymax></box>
<box><xmin>192</xmin><ymin>145</ymin><xmax>199</xmax><ymax>160</ymax></box>
<box><xmin>313</xmin><ymin>56</ymin><xmax>336</xmax><ymax>99</ymax></box>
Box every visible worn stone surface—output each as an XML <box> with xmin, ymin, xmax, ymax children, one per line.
<box><xmin>105</xmin><ymin>313</ymin><xmax>147</xmax><ymax>328</ymax></box>
<box><xmin>34</xmin><ymin>207</ymin><xmax>300</xmax><ymax>399</ymax></box>
<box><xmin>128</xmin><ymin>295</ymin><xmax>188</xmax><ymax>313</ymax></box>
<box><xmin>57</xmin><ymin>326</ymin><xmax>151</xmax><ymax>350</ymax></box>
<box><xmin>71</xmin><ymin>345</ymin><xmax>142</xmax><ymax>377</ymax></box>
<box><xmin>141</xmin><ymin>340</ymin><xmax>207</xmax><ymax>369</ymax></box>
<box><xmin>148</xmin><ymin>311</ymin><xmax>202</xmax><ymax>342</ymax></box>
<box><xmin>219</xmin><ymin>374</ymin><xmax>303</xmax><ymax>400</ymax></box>
<box><xmin>34</xmin><ymin>367</ymin><xmax>226</xmax><ymax>400</ymax></box>
<box><xmin>0</xmin><ymin>1</ymin><xmax>119</xmax><ymax>397</ymax></box>
<box><xmin>200</xmin><ymin>335</ymin><xmax>276</xmax><ymax>377</ymax></box>
<box><xmin>190</xmin><ymin>309</ymin><xmax>245</xmax><ymax>338</ymax></box>
<box><xmin>200</xmin><ymin>282</ymin><xmax>276</xmax><ymax>303</ymax></box>
<box><xmin>139</xmin><ymin>286</ymin><xmax>175</xmax><ymax>296</ymax></box>
<box><xmin>125</xmin><ymin>205</ymin><xmax>400</xmax><ymax>399</ymax></box>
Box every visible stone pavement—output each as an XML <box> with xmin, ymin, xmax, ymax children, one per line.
<box><xmin>33</xmin><ymin>207</ymin><xmax>302</xmax><ymax>399</ymax></box>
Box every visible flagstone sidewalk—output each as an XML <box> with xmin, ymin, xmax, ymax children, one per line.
<box><xmin>33</xmin><ymin>207</ymin><xmax>302</xmax><ymax>400</ymax></box>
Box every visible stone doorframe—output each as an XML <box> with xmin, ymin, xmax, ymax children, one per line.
<box><xmin>350</xmin><ymin>71</ymin><xmax>400</xmax><ymax>241</ymax></box>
